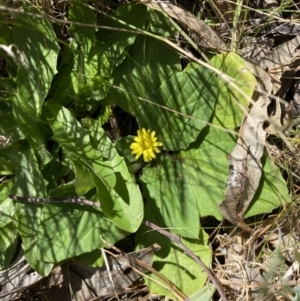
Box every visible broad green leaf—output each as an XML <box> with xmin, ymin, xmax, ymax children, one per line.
<box><xmin>142</xmin><ymin>66</ymin><xmax>217</xmax><ymax>150</ymax></box>
<box><xmin>37</xmin><ymin>182</ymin><xmax>126</xmax><ymax>262</ymax></box>
<box><xmin>186</xmin><ymin>127</ymin><xmax>289</xmax><ymax>219</ymax></box>
<box><xmin>13</xmin><ymin>143</ymin><xmax>53</xmax><ymax>276</ymax></box>
<box><xmin>107</xmin><ymin>42</ymin><xmax>217</xmax><ymax>149</ymax></box>
<box><xmin>38</xmin><ymin>201</ymin><xmax>127</xmax><ymax>263</ymax></box>
<box><xmin>245</xmin><ymin>155</ymin><xmax>290</xmax><ymax>218</ymax></box>
<box><xmin>13</xmin><ymin>6</ymin><xmax>59</xmax><ymax>163</ymax></box>
<box><xmin>0</xmin><ymin>222</ymin><xmax>18</xmax><ymax>269</ymax></box>
<box><xmin>89</xmin><ymin>120</ymin><xmax>144</xmax><ymax>232</ymax></box>
<box><xmin>44</xmin><ymin>100</ymin><xmax>116</xmax><ymax>189</ymax></box>
<box><xmin>141</xmin><ymin>126</ymin><xmax>290</xmax><ymax>227</ymax></box>
<box><xmin>210</xmin><ymin>53</ymin><xmax>257</xmax><ymax>128</ymax></box>
<box><xmin>11</xmin><ymin>142</ymin><xmax>47</xmax><ymax>197</ymax></box>
<box><xmin>141</xmin><ymin>155</ymin><xmax>200</xmax><ymax>238</ymax></box>
<box><xmin>69</xmin><ymin>0</ymin><xmax>96</xmax><ymax>54</ymax></box>
<box><xmin>105</xmin><ymin>7</ymin><xmax>180</xmax><ymax>101</ymax></box>
<box><xmin>136</xmin><ymin>222</ymin><xmax>211</xmax><ymax>298</ymax></box>
<box><xmin>49</xmin><ymin>182</ymin><xmax>81</xmax><ymax>198</ymax></box>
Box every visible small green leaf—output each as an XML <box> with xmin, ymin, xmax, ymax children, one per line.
<box><xmin>115</xmin><ymin>136</ymin><xmax>137</xmax><ymax>163</ymax></box>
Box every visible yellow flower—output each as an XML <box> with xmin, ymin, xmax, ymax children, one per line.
<box><xmin>130</xmin><ymin>128</ymin><xmax>163</xmax><ymax>162</ymax></box>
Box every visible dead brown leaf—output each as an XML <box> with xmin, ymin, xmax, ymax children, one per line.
<box><xmin>260</xmin><ymin>35</ymin><xmax>300</xmax><ymax>95</ymax></box>
<box><xmin>142</xmin><ymin>0</ymin><xmax>227</xmax><ymax>51</ymax></box>
<box><xmin>219</xmin><ymin>92</ymin><xmax>270</xmax><ymax>231</ymax></box>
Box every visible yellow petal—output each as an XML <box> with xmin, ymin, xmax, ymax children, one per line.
<box><xmin>130</xmin><ymin>142</ymin><xmax>142</xmax><ymax>150</ymax></box>
<box><xmin>153</xmin><ymin>146</ymin><xmax>160</xmax><ymax>153</ymax></box>
<box><xmin>135</xmin><ymin>152</ymin><xmax>142</xmax><ymax>160</ymax></box>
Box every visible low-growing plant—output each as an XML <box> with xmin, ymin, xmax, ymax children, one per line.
<box><xmin>0</xmin><ymin>0</ymin><xmax>290</xmax><ymax>298</ymax></box>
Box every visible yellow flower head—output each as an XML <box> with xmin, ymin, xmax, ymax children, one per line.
<box><xmin>130</xmin><ymin>128</ymin><xmax>163</xmax><ymax>162</ymax></box>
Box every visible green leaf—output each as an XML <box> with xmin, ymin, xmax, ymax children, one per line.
<box><xmin>136</xmin><ymin>223</ymin><xmax>211</xmax><ymax>297</ymax></box>
<box><xmin>245</xmin><ymin>155</ymin><xmax>290</xmax><ymax>218</ymax></box>
<box><xmin>186</xmin><ymin>127</ymin><xmax>289</xmax><ymax>219</ymax></box>
<box><xmin>13</xmin><ymin>142</ymin><xmax>53</xmax><ymax>275</ymax></box>
<box><xmin>69</xmin><ymin>0</ymin><xmax>96</xmax><ymax>54</ymax></box>
<box><xmin>0</xmin><ymin>157</ymin><xmax>15</xmax><ymax>175</ymax></box>
<box><xmin>89</xmin><ymin>4</ymin><xmax>148</xmax><ymax>76</ymax></box>
<box><xmin>38</xmin><ymin>201</ymin><xmax>127</xmax><ymax>263</ymax></box>
<box><xmin>89</xmin><ymin>120</ymin><xmax>144</xmax><ymax>232</ymax></box>
<box><xmin>0</xmin><ymin>144</ymin><xmax>20</xmax><ymax>166</ymax></box>
<box><xmin>11</xmin><ymin>142</ymin><xmax>47</xmax><ymax>197</ymax></box>
<box><xmin>0</xmin><ymin>182</ymin><xmax>18</xmax><ymax>269</ymax></box>
<box><xmin>53</xmin><ymin>4</ymin><xmax>147</xmax><ymax>106</ymax></box>
<box><xmin>13</xmin><ymin>6</ymin><xmax>59</xmax><ymax>163</ymax></box>
<box><xmin>77</xmin><ymin>248</ymin><xmax>104</xmax><ymax>267</ymax></box>
<box><xmin>115</xmin><ymin>136</ymin><xmax>138</xmax><ymax>163</ymax></box>
<box><xmin>187</xmin><ymin>285</ymin><xmax>216</xmax><ymax>301</ymax></box>
<box><xmin>105</xmin><ymin>8</ymin><xmax>181</xmax><ymax>109</ymax></box>
<box><xmin>141</xmin><ymin>126</ymin><xmax>290</xmax><ymax>228</ymax></box>
<box><xmin>107</xmin><ymin>46</ymin><xmax>218</xmax><ymax>150</ymax></box>
<box><xmin>72</xmin><ymin>158</ymin><xmax>95</xmax><ymax>195</ymax></box>
<box><xmin>0</xmin><ymin>78</ymin><xmax>16</xmax><ymax>99</ymax></box>
<box><xmin>210</xmin><ymin>53</ymin><xmax>257</xmax><ymax>128</ymax></box>
<box><xmin>44</xmin><ymin>100</ymin><xmax>116</xmax><ymax>190</ymax></box>
<box><xmin>142</xmin><ymin>65</ymin><xmax>217</xmax><ymax>150</ymax></box>
<box><xmin>37</xmin><ymin>183</ymin><xmax>126</xmax><ymax>262</ymax></box>
<box><xmin>0</xmin><ymin>222</ymin><xmax>18</xmax><ymax>270</ymax></box>
<box><xmin>141</xmin><ymin>156</ymin><xmax>200</xmax><ymax>238</ymax></box>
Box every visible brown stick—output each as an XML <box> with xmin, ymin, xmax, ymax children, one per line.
<box><xmin>9</xmin><ymin>194</ymin><xmax>100</xmax><ymax>207</ymax></box>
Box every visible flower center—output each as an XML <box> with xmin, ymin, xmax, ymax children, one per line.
<box><xmin>143</xmin><ymin>140</ymin><xmax>150</xmax><ymax>149</ymax></box>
